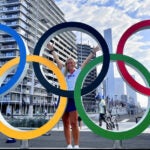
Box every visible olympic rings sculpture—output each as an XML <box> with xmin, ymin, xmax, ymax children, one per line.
<box><xmin>0</xmin><ymin>20</ymin><xmax>150</xmax><ymax>140</ymax></box>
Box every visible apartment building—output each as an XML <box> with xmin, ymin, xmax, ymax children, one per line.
<box><xmin>0</xmin><ymin>0</ymin><xmax>77</xmax><ymax>115</ymax></box>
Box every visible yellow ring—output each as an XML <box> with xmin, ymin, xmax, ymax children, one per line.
<box><xmin>0</xmin><ymin>55</ymin><xmax>67</xmax><ymax>140</ymax></box>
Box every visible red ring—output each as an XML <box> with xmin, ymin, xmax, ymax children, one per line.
<box><xmin>116</xmin><ymin>20</ymin><xmax>150</xmax><ymax>96</ymax></box>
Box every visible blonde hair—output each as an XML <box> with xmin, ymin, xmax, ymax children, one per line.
<box><xmin>64</xmin><ymin>57</ymin><xmax>76</xmax><ymax>76</ymax></box>
<box><xmin>65</xmin><ymin>57</ymin><xmax>75</xmax><ymax>65</ymax></box>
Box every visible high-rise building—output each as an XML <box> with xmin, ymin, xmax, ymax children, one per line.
<box><xmin>0</xmin><ymin>0</ymin><xmax>77</xmax><ymax>115</ymax></box>
<box><xmin>126</xmin><ymin>75</ymin><xmax>137</xmax><ymax>105</ymax></box>
<box><xmin>102</xmin><ymin>28</ymin><xmax>115</xmax><ymax>100</ymax></box>
<box><xmin>114</xmin><ymin>76</ymin><xmax>137</xmax><ymax>106</ymax></box>
<box><xmin>114</xmin><ymin>77</ymin><xmax>125</xmax><ymax>100</ymax></box>
<box><xmin>77</xmin><ymin>44</ymin><xmax>97</xmax><ymax>112</ymax></box>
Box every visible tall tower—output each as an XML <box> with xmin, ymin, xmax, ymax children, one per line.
<box><xmin>103</xmin><ymin>28</ymin><xmax>115</xmax><ymax>100</ymax></box>
<box><xmin>0</xmin><ymin>0</ymin><xmax>77</xmax><ymax>115</ymax></box>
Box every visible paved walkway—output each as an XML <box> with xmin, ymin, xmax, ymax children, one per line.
<box><xmin>0</xmin><ymin>130</ymin><xmax>150</xmax><ymax>149</ymax></box>
<box><xmin>1</xmin><ymin>113</ymin><xmax>150</xmax><ymax>149</ymax></box>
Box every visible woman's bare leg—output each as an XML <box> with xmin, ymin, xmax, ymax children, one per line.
<box><xmin>62</xmin><ymin>112</ymin><xmax>71</xmax><ymax>145</ymax></box>
<box><xmin>69</xmin><ymin>111</ymin><xmax>79</xmax><ymax>145</ymax></box>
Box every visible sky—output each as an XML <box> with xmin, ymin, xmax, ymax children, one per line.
<box><xmin>54</xmin><ymin>0</ymin><xmax>150</xmax><ymax>107</ymax></box>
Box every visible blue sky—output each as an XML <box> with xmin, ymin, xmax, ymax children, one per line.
<box><xmin>55</xmin><ymin>0</ymin><xmax>150</xmax><ymax>107</ymax></box>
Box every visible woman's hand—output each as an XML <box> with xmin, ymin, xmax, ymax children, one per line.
<box><xmin>47</xmin><ymin>43</ymin><xmax>63</xmax><ymax>69</ymax></box>
<box><xmin>47</xmin><ymin>43</ymin><xmax>54</xmax><ymax>51</ymax></box>
<box><xmin>93</xmin><ymin>45</ymin><xmax>101</xmax><ymax>54</ymax></box>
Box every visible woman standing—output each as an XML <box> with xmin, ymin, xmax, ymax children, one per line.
<box><xmin>47</xmin><ymin>43</ymin><xmax>100</xmax><ymax>149</ymax></box>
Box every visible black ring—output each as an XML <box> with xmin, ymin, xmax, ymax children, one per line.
<box><xmin>33</xmin><ymin>22</ymin><xmax>110</xmax><ymax>98</ymax></box>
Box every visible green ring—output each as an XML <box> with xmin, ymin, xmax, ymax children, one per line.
<box><xmin>74</xmin><ymin>54</ymin><xmax>150</xmax><ymax>140</ymax></box>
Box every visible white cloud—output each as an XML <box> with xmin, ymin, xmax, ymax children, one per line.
<box><xmin>136</xmin><ymin>0</ymin><xmax>150</xmax><ymax>18</ymax></box>
<box><xmin>115</xmin><ymin>0</ymin><xmax>150</xmax><ymax>18</ymax></box>
<box><xmin>55</xmin><ymin>0</ymin><xmax>139</xmax><ymax>43</ymax></box>
<box><xmin>55</xmin><ymin>0</ymin><xmax>150</xmax><ymax>79</ymax></box>
<box><xmin>87</xmin><ymin>0</ymin><xmax>110</xmax><ymax>5</ymax></box>
<box><xmin>57</xmin><ymin>1</ymin><xmax>147</xmax><ymax>61</ymax></box>
<box><xmin>55</xmin><ymin>0</ymin><xmax>150</xmax><ymax>68</ymax></box>
<box><xmin>115</xmin><ymin>0</ymin><xmax>141</xmax><ymax>13</ymax></box>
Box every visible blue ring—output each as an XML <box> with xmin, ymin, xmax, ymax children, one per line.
<box><xmin>33</xmin><ymin>22</ymin><xmax>110</xmax><ymax>98</ymax></box>
<box><xmin>0</xmin><ymin>24</ymin><xmax>26</xmax><ymax>94</ymax></box>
